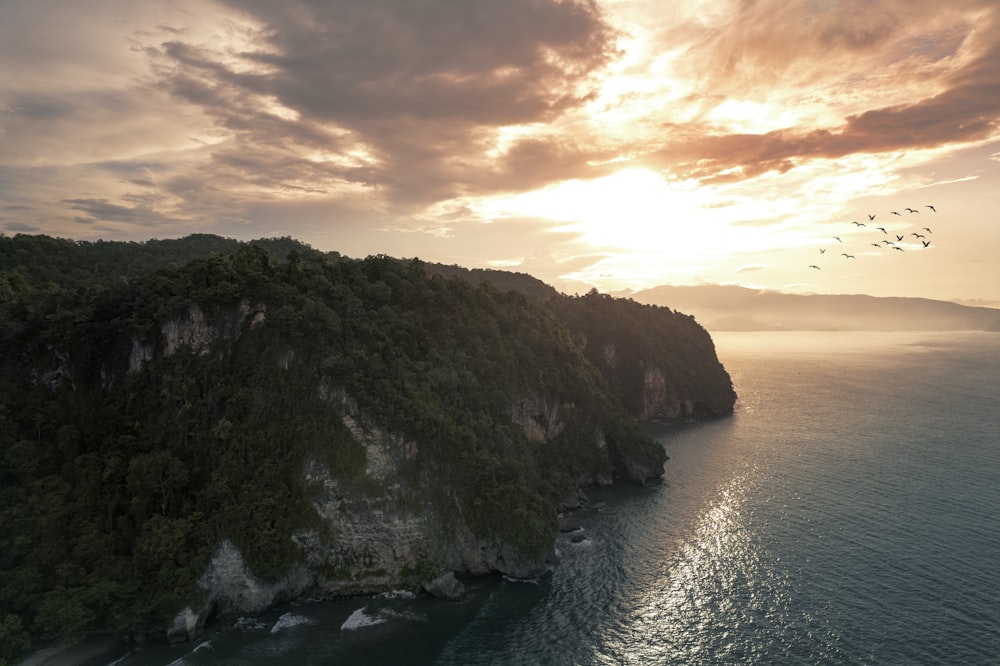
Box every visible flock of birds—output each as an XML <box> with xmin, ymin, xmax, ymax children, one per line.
<box><xmin>808</xmin><ymin>204</ymin><xmax>938</xmax><ymax>271</ymax></box>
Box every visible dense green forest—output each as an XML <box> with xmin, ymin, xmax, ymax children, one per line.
<box><xmin>0</xmin><ymin>234</ymin><xmax>734</xmax><ymax>662</ymax></box>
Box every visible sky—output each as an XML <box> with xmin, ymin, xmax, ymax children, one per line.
<box><xmin>2</xmin><ymin>0</ymin><xmax>999</xmax><ymax>305</ymax></box>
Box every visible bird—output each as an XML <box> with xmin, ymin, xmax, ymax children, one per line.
<box><xmin>922</xmin><ymin>240</ymin><xmax>931</xmax><ymax>247</ymax></box>
<box><xmin>833</xmin><ymin>236</ymin><xmax>842</xmax><ymax>242</ymax></box>
<box><xmin>894</xmin><ymin>246</ymin><xmax>904</xmax><ymax>252</ymax></box>
<box><xmin>876</xmin><ymin>227</ymin><xmax>887</xmax><ymax>234</ymax></box>
<box><xmin>891</xmin><ymin>211</ymin><xmax>901</xmax><ymax>216</ymax></box>
<box><xmin>896</xmin><ymin>235</ymin><xmax>904</xmax><ymax>241</ymax></box>
<box><xmin>852</xmin><ymin>221</ymin><xmax>865</xmax><ymax>226</ymax></box>
<box><xmin>809</xmin><ymin>265</ymin><xmax>821</xmax><ymax>270</ymax></box>
<box><xmin>905</xmin><ymin>207</ymin><xmax>919</xmax><ymax>213</ymax></box>
<box><xmin>868</xmin><ymin>214</ymin><xmax>876</xmax><ymax>220</ymax></box>
<box><xmin>819</xmin><ymin>248</ymin><xmax>827</xmax><ymax>254</ymax></box>
<box><xmin>882</xmin><ymin>240</ymin><xmax>895</xmax><ymax>245</ymax></box>
<box><xmin>923</xmin><ymin>227</ymin><xmax>932</xmax><ymax>234</ymax></box>
<box><xmin>871</xmin><ymin>243</ymin><xmax>882</xmax><ymax>248</ymax></box>
<box><xmin>842</xmin><ymin>253</ymin><xmax>855</xmax><ymax>259</ymax></box>
<box><xmin>912</xmin><ymin>233</ymin><xmax>925</xmax><ymax>238</ymax></box>
<box><xmin>927</xmin><ymin>205</ymin><xmax>936</xmax><ymax>212</ymax></box>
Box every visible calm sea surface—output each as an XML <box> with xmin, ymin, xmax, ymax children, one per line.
<box><xmin>96</xmin><ymin>331</ymin><xmax>1000</xmax><ymax>665</ymax></box>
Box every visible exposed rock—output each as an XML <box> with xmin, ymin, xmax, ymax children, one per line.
<box><xmin>511</xmin><ymin>392</ymin><xmax>566</xmax><ymax>442</ymax></box>
<box><xmin>166</xmin><ymin>607</ymin><xmax>202</xmax><ymax>644</ymax></box>
<box><xmin>162</xmin><ymin>304</ymin><xmax>214</xmax><ymax>356</ymax></box>
<box><xmin>422</xmin><ymin>571</ymin><xmax>465</xmax><ymax>600</ymax></box>
<box><xmin>128</xmin><ymin>338</ymin><xmax>155</xmax><ymax>374</ymax></box>
<box><xmin>559</xmin><ymin>489</ymin><xmax>588</xmax><ymax>512</ymax></box>
<box><xmin>640</xmin><ymin>364</ymin><xmax>701</xmax><ymax>420</ymax></box>
<box><xmin>299</xmin><ymin>460</ymin><xmax>431</xmax><ymax>596</ymax></box>
<box><xmin>557</xmin><ymin>515</ymin><xmax>581</xmax><ymax>532</ymax></box>
<box><xmin>602</xmin><ymin>342</ymin><xmax>619</xmax><ymax>368</ymax></box>
<box><xmin>168</xmin><ymin>540</ymin><xmax>315</xmax><ymax>642</ymax></box>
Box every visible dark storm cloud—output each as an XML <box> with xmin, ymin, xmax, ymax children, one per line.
<box><xmin>150</xmin><ymin>0</ymin><xmax>618</xmax><ymax>209</ymax></box>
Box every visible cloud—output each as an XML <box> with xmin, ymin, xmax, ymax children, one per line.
<box><xmin>61</xmin><ymin>197</ymin><xmax>182</xmax><ymax>228</ymax></box>
<box><xmin>3</xmin><ymin>222</ymin><xmax>39</xmax><ymax>233</ymax></box>
<box><xmin>1</xmin><ymin>0</ymin><xmax>998</xmax><ymax>304</ymax></box>
<box><xmin>635</xmin><ymin>1</ymin><xmax>1000</xmax><ymax>181</ymax></box>
<box><xmin>137</xmin><ymin>0</ymin><xmax>620</xmax><ymax>212</ymax></box>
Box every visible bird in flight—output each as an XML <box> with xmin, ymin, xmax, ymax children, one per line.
<box><xmin>905</xmin><ymin>207</ymin><xmax>919</xmax><ymax>213</ymax></box>
<box><xmin>922</xmin><ymin>240</ymin><xmax>931</xmax><ymax>247</ymax></box>
<box><xmin>876</xmin><ymin>227</ymin><xmax>887</xmax><ymax>234</ymax></box>
<box><xmin>912</xmin><ymin>233</ymin><xmax>925</xmax><ymax>239</ymax></box>
<box><xmin>896</xmin><ymin>235</ymin><xmax>904</xmax><ymax>241</ymax></box>
<box><xmin>891</xmin><ymin>211</ymin><xmax>901</xmax><ymax>216</ymax></box>
<box><xmin>882</xmin><ymin>240</ymin><xmax>895</xmax><ymax>245</ymax></box>
<box><xmin>868</xmin><ymin>214</ymin><xmax>876</xmax><ymax>220</ymax></box>
<box><xmin>926</xmin><ymin>205</ymin><xmax>936</xmax><ymax>212</ymax></box>
<box><xmin>871</xmin><ymin>243</ymin><xmax>882</xmax><ymax>248</ymax></box>
<box><xmin>852</xmin><ymin>221</ymin><xmax>866</xmax><ymax>227</ymax></box>
<box><xmin>894</xmin><ymin>246</ymin><xmax>904</xmax><ymax>252</ymax></box>
<box><xmin>842</xmin><ymin>253</ymin><xmax>855</xmax><ymax>259</ymax></box>
<box><xmin>923</xmin><ymin>227</ymin><xmax>932</xmax><ymax>234</ymax></box>
<box><xmin>833</xmin><ymin>236</ymin><xmax>842</xmax><ymax>242</ymax></box>
<box><xmin>809</xmin><ymin>265</ymin><xmax>821</xmax><ymax>270</ymax></box>
<box><xmin>820</xmin><ymin>248</ymin><xmax>827</xmax><ymax>254</ymax></box>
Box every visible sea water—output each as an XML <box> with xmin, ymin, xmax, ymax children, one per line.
<box><xmin>92</xmin><ymin>331</ymin><xmax>1000</xmax><ymax>665</ymax></box>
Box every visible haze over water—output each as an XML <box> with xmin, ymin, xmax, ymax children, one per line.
<box><xmin>107</xmin><ymin>331</ymin><xmax>1000</xmax><ymax>665</ymax></box>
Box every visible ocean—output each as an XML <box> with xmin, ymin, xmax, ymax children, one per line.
<box><xmin>60</xmin><ymin>331</ymin><xmax>1000</xmax><ymax>665</ymax></box>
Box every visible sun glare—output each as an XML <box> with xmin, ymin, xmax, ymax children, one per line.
<box><xmin>482</xmin><ymin>168</ymin><xmax>710</xmax><ymax>247</ymax></box>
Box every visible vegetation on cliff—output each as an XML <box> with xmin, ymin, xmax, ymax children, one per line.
<box><xmin>0</xmin><ymin>234</ymin><xmax>734</xmax><ymax>661</ymax></box>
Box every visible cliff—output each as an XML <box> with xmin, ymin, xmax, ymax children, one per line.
<box><xmin>0</xmin><ymin>237</ymin><xmax>735</xmax><ymax>657</ymax></box>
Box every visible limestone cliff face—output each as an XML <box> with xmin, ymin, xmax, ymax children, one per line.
<box><xmin>128</xmin><ymin>300</ymin><xmax>267</xmax><ymax>374</ymax></box>
<box><xmin>171</xmin><ymin>389</ymin><xmax>564</xmax><ymax>641</ymax></box>
<box><xmin>1</xmin><ymin>241</ymin><xmax>740</xmax><ymax>659</ymax></box>
<box><xmin>640</xmin><ymin>364</ymin><xmax>704</xmax><ymax>420</ymax></box>
<box><xmin>169</xmin><ymin>540</ymin><xmax>313</xmax><ymax>642</ymax></box>
<box><xmin>511</xmin><ymin>392</ymin><xmax>567</xmax><ymax>443</ymax></box>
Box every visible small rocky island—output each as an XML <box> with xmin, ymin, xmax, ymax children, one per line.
<box><xmin>0</xmin><ymin>234</ymin><xmax>735</xmax><ymax>658</ymax></box>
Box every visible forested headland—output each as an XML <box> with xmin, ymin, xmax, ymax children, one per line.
<box><xmin>0</xmin><ymin>234</ymin><xmax>735</xmax><ymax>662</ymax></box>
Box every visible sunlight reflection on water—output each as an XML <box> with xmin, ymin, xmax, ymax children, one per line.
<box><xmin>595</xmin><ymin>464</ymin><xmax>798</xmax><ymax>665</ymax></box>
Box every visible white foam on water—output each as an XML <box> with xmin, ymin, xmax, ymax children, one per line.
<box><xmin>380</xmin><ymin>608</ymin><xmax>428</xmax><ymax>623</ymax></box>
<box><xmin>502</xmin><ymin>574</ymin><xmax>543</xmax><ymax>585</ymax></box>
<box><xmin>270</xmin><ymin>612</ymin><xmax>315</xmax><ymax>633</ymax></box>
<box><xmin>340</xmin><ymin>607</ymin><xmax>387</xmax><ymax>631</ymax></box>
<box><xmin>234</xmin><ymin>616</ymin><xmax>270</xmax><ymax>631</ymax></box>
<box><xmin>378</xmin><ymin>589</ymin><xmax>417</xmax><ymax>599</ymax></box>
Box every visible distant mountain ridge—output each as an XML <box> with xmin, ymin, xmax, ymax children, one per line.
<box><xmin>627</xmin><ymin>284</ymin><xmax>1000</xmax><ymax>332</ymax></box>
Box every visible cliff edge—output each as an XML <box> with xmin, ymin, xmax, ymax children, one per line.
<box><xmin>0</xmin><ymin>237</ymin><xmax>735</xmax><ymax>656</ymax></box>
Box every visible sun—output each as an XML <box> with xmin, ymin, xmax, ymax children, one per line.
<box><xmin>474</xmin><ymin>166</ymin><xmax>840</xmax><ymax>293</ymax></box>
<box><xmin>482</xmin><ymin>168</ymin><xmax>717</xmax><ymax>250</ymax></box>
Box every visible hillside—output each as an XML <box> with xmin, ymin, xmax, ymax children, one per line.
<box><xmin>0</xmin><ymin>235</ymin><xmax>735</xmax><ymax>660</ymax></box>
<box><xmin>628</xmin><ymin>284</ymin><xmax>1000</xmax><ymax>331</ymax></box>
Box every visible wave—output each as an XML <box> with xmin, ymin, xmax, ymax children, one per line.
<box><xmin>341</xmin><ymin>606</ymin><xmax>428</xmax><ymax>631</ymax></box>
<box><xmin>341</xmin><ymin>607</ymin><xmax>386</xmax><ymax>631</ymax></box>
<box><xmin>270</xmin><ymin>612</ymin><xmax>315</xmax><ymax>633</ymax></box>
